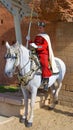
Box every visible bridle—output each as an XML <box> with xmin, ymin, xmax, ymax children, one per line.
<box><xmin>5</xmin><ymin>50</ymin><xmax>30</xmax><ymax>76</ymax></box>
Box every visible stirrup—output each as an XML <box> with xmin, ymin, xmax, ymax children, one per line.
<box><xmin>44</xmin><ymin>84</ymin><xmax>48</xmax><ymax>91</ymax></box>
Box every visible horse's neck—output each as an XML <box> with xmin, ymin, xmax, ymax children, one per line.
<box><xmin>19</xmin><ymin>45</ymin><xmax>30</xmax><ymax>75</ymax></box>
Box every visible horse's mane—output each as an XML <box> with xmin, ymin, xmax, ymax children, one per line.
<box><xmin>20</xmin><ymin>44</ymin><xmax>29</xmax><ymax>53</ymax></box>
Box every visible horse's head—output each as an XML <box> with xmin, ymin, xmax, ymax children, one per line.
<box><xmin>4</xmin><ymin>41</ymin><xmax>20</xmax><ymax>77</ymax></box>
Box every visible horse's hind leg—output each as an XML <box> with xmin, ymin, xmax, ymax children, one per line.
<box><xmin>49</xmin><ymin>84</ymin><xmax>57</xmax><ymax>109</ymax></box>
<box><xmin>49</xmin><ymin>81</ymin><xmax>62</xmax><ymax>109</ymax></box>
<box><xmin>54</xmin><ymin>82</ymin><xmax>62</xmax><ymax>102</ymax></box>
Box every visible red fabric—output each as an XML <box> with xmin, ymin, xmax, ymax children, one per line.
<box><xmin>34</xmin><ymin>35</ymin><xmax>52</xmax><ymax>78</ymax></box>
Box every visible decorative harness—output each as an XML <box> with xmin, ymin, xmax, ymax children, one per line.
<box><xmin>5</xmin><ymin>49</ymin><xmax>41</xmax><ymax>86</ymax></box>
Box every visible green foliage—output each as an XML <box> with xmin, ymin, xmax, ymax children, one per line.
<box><xmin>0</xmin><ymin>85</ymin><xmax>19</xmax><ymax>93</ymax></box>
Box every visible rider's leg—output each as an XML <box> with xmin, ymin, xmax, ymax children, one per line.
<box><xmin>39</xmin><ymin>54</ymin><xmax>52</xmax><ymax>91</ymax></box>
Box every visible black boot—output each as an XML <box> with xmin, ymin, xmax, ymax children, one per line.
<box><xmin>43</xmin><ymin>78</ymin><xmax>49</xmax><ymax>91</ymax></box>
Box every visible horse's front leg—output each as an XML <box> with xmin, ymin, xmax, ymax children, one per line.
<box><xmin>20</xmin><ymin>86</ymin><xmax>28</xmax><ymax>124</ymax></box>
<box><xmin>27</xmin><ymin>87</ymin><xmax>37</xmax><ymax>127</ymax></box>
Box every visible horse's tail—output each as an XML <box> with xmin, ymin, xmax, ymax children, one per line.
<box><xmin>55</xmin><ymin>57</ymin><xmax>66</xmax><ymax>82</ymax></box>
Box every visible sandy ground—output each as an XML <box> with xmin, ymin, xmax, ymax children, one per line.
<box><xmin>0</xmin><ymin>105</ymin><xmax>73</xmax><ymax>130</ymax></box>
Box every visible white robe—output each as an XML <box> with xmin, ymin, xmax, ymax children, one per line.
<box><xmin>38</xmin><ymin>33</ymin><xmax>59</xmax><ymax>73</ymax></box>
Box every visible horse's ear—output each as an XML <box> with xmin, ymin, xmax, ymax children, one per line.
<box><xmin>15</xmin><ymin>41</ymin><xmax>20</xmax><ymax>49</ymax></box>
<box><xmin>15</xmin><ymin>41</ymin><xmax>19</xmax><ymax>47</ymax></box>
<box><xmin>6</xmin><ymin>41</ymin><xmax>10</xmax><ymax>49</ymax></box>
<box><xmin>16</xmin><ymin>41</ymin><xmax>19</xmax><ymax>46</ymax></box>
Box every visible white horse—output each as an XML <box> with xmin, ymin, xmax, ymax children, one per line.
<box><xmin>4</xmin><ymin>41</ymin><xmax>66</xmax><ymax>127</ymax></box>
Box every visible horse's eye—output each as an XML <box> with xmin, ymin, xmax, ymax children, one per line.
<box><xmin>12</xmin><ymin>54</ymin><xmax>17</xmax><ymax>59</ymax></box>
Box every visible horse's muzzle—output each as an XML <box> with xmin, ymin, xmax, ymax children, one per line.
<box><xmin>5</xmin><ymin>71</ymin><xmax>13</xmax><ymax>78</ymax></box>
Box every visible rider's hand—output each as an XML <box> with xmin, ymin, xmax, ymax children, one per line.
<box><xmin>30</xmin><ymin>43</ymin><xmax>38</xmax><ymax>49</ymax></box>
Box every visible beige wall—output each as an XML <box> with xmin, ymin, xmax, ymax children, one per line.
<box><xmin>55</xmin><ymin>23</ymin><xmax>73</xmax><ymax>107</ymax></box>
<box><xmin>0</xmin><ymin>5</ymin><xmax>73</xmax><ymax>107</ymax></box>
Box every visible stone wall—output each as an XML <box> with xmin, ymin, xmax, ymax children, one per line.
<box><xmin>55</xmin><ymin>22</ymin><xmax>73</xmax><ymax>107</ymax></box>
<box><xmin>0</xmin><ymin>6</ymin><xmax>73</xmax><ymax>107</ymax></box>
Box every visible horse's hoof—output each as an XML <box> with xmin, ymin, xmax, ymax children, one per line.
<box><xmin>54</xmin><ymin>101</ymin><xmax>58</xmax><ymax>104</ymax></box>
<box><xmin>26</xmin><ymin>122</ymin><xmax>32</xmax><ymax>127</ymax></box>
<box><xmin>19</xmin><ymin>117</ymin><xmax>27</xmax><ymax>124</ymax></box>
<box><xmin>48</xmin><ymin>106</ymin><xmax>54</xmax><ymax>110</ymax></box>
